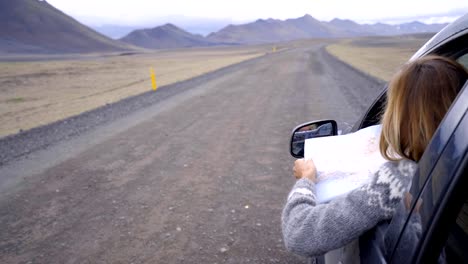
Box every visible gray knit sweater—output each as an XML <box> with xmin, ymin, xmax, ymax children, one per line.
<box><xmin>282</xmin><ymin>159</ymin><xmax>417</xmax><ymax>257</ymax></box>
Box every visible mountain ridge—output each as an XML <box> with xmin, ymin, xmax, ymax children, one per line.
<box><xmin>120</xmin><ymin>16</ymin><xmax>447</xmax><ymax>49</ymax></box>
<box><xmin>0</xmin><ymin>0</ymin><xmax>134</xmax><ymax>53</ymax></box>
<box><xmin>0</xmin><ymin>0</ymin><xmax>449</xmax><ymax>53</ymax></box>
<box><xmin>205</xmin><ymin>15</ymin><xmax>448</xmax><ymax>44</ymax></box>
<box><xmin>119</xmin><ymin>23</ymin><xmax>217</xmax><ymax>49</ymax></box>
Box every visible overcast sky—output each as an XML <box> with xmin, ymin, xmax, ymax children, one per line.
<box><xmin>47</xmin><ymin>0</ymin><xmax>468</xmax><ymax>35</ymax></box>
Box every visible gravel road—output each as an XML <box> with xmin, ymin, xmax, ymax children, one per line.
<box><xmin>0</xmin><ymin>42</ymin><xmax>384</xmax><ymax>263</ymax></box>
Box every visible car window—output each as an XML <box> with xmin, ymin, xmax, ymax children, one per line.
<box><xmin>441</xmin><ymin>200</ymin><xmax>468</xmax><ymax>263</ymax></box>
<box><xmin>457</xmin><ymin>53</ymin><xmax>468</xmax><ymax>69</ymax></box>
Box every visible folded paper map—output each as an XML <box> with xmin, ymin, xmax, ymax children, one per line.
<box><xmin>304</xmin><ymin>125</ymin><xmax>386</xmax><ymax>203</ymax></box>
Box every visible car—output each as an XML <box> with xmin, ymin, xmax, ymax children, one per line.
<box><xmin>289</xmin><ymin>13</ymin><xmax>468</xmax><ymax>264</ymax></box>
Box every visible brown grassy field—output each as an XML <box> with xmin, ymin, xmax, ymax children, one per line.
<box><xmin>326</xmin><ymin>34</ymin><xmax>434</xmax><ymax>81</ymax></box>
<box><xmin>0</xmin><ymin>45</ymin><xmax>277</xmax><ymax>137</ymax></box>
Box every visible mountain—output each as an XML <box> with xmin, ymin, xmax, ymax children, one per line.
<box><xmin>396</xmin><ymin>21</ymin><xmax>448</xmax><ymax>33</ymax></box>
<box><xmin>205</xmin><ymin>18</ymin><xmax>301</xmax><ymax>44</ymax></box>
<box><xmin>0</xmin><ymin>0</ymin><xmax>133</xmax><ymax>53</ymax></box>
<box><xmin>326</xmin><ymin>18</ymin><xmax>370</xmax><ymax>36</ymax></box>
<box><xmin>362</xmin><ymin>22</ymin><xmax>399</xmax><ymax>36</ymax></box>
<box><xmin>207</xmin><ymin>15</ymin><xmax>448</xmax><ymax>44</ymax></box>
<box><xmin>5</xmin><ymin>0</ymin><xmax>445</xmax><ymax>53</ymax></box>
<box><xmin>285</xmin><ymin>15</ymin><xmax>337</xmax><ymax>37</ymax></box>
<box><xmin>120</xmin><ymin>24</ymin><xmax>217</xmax><ymax>49</ymax></box>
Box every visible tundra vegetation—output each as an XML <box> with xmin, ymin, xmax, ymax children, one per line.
<box><xmin>0</xmin><ymin>46</ymin><xmax>269</xmax><ymax>137</ymax></box>
<box><xmin>326</xmin><ymin>34</ymin><xmax>433</xmax><ymax>81</ymax></box>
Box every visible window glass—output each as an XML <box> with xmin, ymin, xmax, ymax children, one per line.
<box><xmin>457</xmin><ymin>53</ymin><xmax>468</xmax><ymax>69</ymax></box>
<box><xmin>441</xmin><ymin>201</ymin><xmax>468</xmax><ymax>263</ymax></box>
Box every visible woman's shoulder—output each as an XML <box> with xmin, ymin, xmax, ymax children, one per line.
<box><xmin>380</xmin><ymin>159</ymin><xmax>418</xmax><ymax>179</ymax></box>
<box><xmin>357</xmin><ymin>159</ymin><xmax>417</xmax><ymax>217</ymax></box>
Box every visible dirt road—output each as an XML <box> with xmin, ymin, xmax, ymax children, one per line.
<box><xmin>0</xmin><ymin>43</ymin><xmax>384</xmax><ymax>263</ymax></box>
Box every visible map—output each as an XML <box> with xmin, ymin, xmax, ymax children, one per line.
<box><xmin>304</xmin><ymin>125</ymin><xmax>386</xmax><ymax>203</ymax></box>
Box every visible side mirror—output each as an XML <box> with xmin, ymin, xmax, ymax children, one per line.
<box><xmin>290</xmin><ymin>120</ymin><xmax>338</xmax><ymax>158</ymax></box>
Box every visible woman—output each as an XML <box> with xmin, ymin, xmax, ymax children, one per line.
<box><xmin>282</xmin><ymin>55</ymin><xmax>468</xmax><ymax>257</ymax></box>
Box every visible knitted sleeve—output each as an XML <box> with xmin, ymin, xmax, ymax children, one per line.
<box><xmin>281</xmin><ymin>160</ymin><xmax>417</xmax><ymax>257</ymax></box>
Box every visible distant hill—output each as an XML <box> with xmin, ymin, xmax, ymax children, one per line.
<box><xmin>0</xmin><ymin>0</ymin><xmax>133</xmax><ymax>53</ymax></box>
<box><xmin>207</xmin><ymin>15</ymin><xmax>448</xmax><ymax>44</ymax></box>
<box><xmin>121</xmin><ymin>16</ymin><xmax>448</xmax><ymax>48</ymax></box>
<box><xmin>325</xmin><ymin>18</ymin><xmax>370</xmax><ymax>36</ymax></box>
<box><xmin>285</xmin><ymin>15</ymin><xmax>337</xmax><ymax>38</ymax></box>
<box><xmin>205</xmin><ymin>16</ymin><xmax>331</xmax><ymax>44</ymax></box>
<box><xmin>120</xmin><ymin>24</ymin><xmax>217</xmax><ymax>49</ymax></box>
<box><xmin>396</xmin><ymin>21</ymin><xmax>448</xmax><ymax>33</ymax></box>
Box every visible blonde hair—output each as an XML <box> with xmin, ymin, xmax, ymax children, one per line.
<box><xmin>380</xmin><ymin>55</ymin><xmax>468</xmax><ymax>161</ymax></box>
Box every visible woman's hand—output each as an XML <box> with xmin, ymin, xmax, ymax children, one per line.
<box><xmin>293</xmin><ymin>159</ymin><xmax>317</xmax><ymax>182</ymax></box>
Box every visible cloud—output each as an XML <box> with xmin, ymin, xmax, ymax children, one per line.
<box><xmin>363</xmin><ymin>8</ymin><xmax>468</xmax><ymax>24</ymax></box>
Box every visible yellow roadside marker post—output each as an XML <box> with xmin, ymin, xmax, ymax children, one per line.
<box><xmin>150</xmin><ymin>67</ymin><xmax>158</xmax><ymax>91</ymax></box>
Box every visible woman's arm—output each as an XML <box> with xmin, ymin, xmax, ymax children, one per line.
<box><xmin>282</xmin><ymin>160</ymin><xmax>417</xmax><ymax>257</ymax></box>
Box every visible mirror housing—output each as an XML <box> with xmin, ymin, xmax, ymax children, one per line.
<box><xmin>290</xmin><ymin>120</ymin><xmax>338</xmax><ymax>158</ymax></box>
